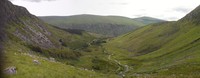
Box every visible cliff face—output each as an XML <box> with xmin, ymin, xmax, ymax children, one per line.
<box><xmin>2</xmin><ymin>0</ymin><xmax>55</xmax><ymax>48</ymax></box>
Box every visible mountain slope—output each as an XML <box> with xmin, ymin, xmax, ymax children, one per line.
<box><xmin>4</xmin><ymin>0</ymin><xmax>97</xmax><ymax>58</ymax></box>
<box><xmin>104</xmin><ymin>5</ymin><xmax>200</xmax><ymax>77</ymax></box>
<box><xmin>39</xmin><ymin>15</ymin><xmax>156</xmax><ymax>37</ymax></box>
<box><xmin>133</xmin><ymin>16</ymin><xmax>165</xmax><ymax>25</ymax></box>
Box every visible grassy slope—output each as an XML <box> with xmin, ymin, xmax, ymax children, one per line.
<box><xmin>104</xmin><ymin>6</ymin><xmax>200</xmax><ymax>77</ymax></box>
<box><xmin>3</xmin><ymin>41</ymin><xmax>119</xmax><ymax>78</ymax></box>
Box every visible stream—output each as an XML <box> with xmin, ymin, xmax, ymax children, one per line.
<box><xmin>107</xmin><ymin>52</ymin><xmax>129</xmax><ymax>78</ymax></box>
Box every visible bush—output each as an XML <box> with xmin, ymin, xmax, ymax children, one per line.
<box><xmin>27</xmin><ymin>44</ymin><xmax>42</xmax><ymax>53</ymax></box>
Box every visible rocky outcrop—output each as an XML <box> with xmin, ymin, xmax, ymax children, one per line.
<box><xmin>2</xmin><ymin>0</ymin><xmax>55</xmax><ymax>48</ymax></box>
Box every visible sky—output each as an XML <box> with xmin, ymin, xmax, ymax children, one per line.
<box><xmin>10</xmin><ymin>0</ymin><xmax>200</xmax><ymax>21</ymax></box>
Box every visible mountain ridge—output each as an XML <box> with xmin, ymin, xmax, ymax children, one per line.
<box><xmin>39</xmin><ymin>15</ymin><xmax>165</xmax><ymax>37</ymax></box>
<box><xmin>133</xmin><ymin>16</ymin><xmax>165</xmax><ymax>25</ymax></box>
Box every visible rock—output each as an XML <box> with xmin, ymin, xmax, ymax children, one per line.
<box><xmin>43</xmin><ymin>58</ymin><xmax>48</xmax><ymax>61</ymax></box>
<box><xmin>70</xmin><ymin>66</ymin><xmax>74</xmax><ymax>68</ymax></box>
<box><xmin>33</xmin><ymin>60</ymin><xmax>40</xmax><ymax>64</ymax></box>
<box><xmin>4</xmin><ymin>66</ymin><xmax>17</xmax><ymax>75</ymax></box>
<box><xmin>84</xmin><ymin>68</ymin><xmax>88</xmax><ymax>71</ymax></box>
<box><xmin>14</xmin><ymin>52</ymin><xmax>17</xmax><ymax>55</ymax></box>
<box><xmin>49</xmin><ymin>57</ymin><xmax>56</xmax><ymax>62</ymax></box>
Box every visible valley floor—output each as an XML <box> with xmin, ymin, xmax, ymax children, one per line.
<box><xmin>3</xmin><ymin>38</ymin><xmax>200</xmax><ymax>78</ymax></box>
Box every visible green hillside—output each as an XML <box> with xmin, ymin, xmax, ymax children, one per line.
<box><xmin>39</xmin><ymin>15</ymin><xmax>164</xmax><ymax>37</ymax></box>
<box><xmin>104</xmin><ymin>5</ymin><xmax>200</xmax><ymax>77</ymax></box>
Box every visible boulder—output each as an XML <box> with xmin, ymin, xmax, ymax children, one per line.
<box><xmin>4</xmin><ymin>66</ymin><xmax>17</xmax><ymax>75</ymax></box>
<box><xmin>33</xmin><ymin>60</ymin><xmax>41</xmax><ymax>64</ymax></box>
<box><xmin>49</xmin><ymin>57</ymin><xmax>55</xmax><ymax>62</ymax></box>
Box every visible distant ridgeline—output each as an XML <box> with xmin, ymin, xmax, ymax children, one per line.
<box><xmin>39</xmin><ymin>15</ymin><xmax>165</xmax><ymax>37</ymax></box>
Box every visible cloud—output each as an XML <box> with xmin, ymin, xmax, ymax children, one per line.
<box><xmin>10</xmin><ymin>0</ymin><xmax>57</xmax><ymax>2</ymax></box>
<box><xmin>109</xmin><ymin>2</ymin><xmax>129</xmax><ymax>5</ymax></box>
<box><xmin>173</xmin><ymin>7</ymin><xmax>190</xmax><ymax>13</ymax></box>
<box><xmin>133</xmin><ymin>14</ymin><xmax>145</xmax><ymax>17</ymax></box>
<box><xmin>167</xmin><ymin>16</ymin><xmax>179</xmax><ymax>21</ymax></box>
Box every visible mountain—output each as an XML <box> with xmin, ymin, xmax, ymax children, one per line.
<box><xmin>104</xmin><ymin>5</ymin><xmax>200</xmax><ymax>77</ymax></box>
<box><xmin>1</xmin><ymin>0</ymin><xmax>120</xmax><ymax>78</ymax></box>
<box><xmin>39</xmin><ymin>15</ymin><xmax>164</xmax><ymax>37</ymax></box>
<box><xmin>133</xmin><ymin>16</ymin><xmax>165</xmax><ymax>25</ymax></box>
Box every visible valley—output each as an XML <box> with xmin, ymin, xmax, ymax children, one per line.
<box><xmin>1</xmin><ymin>0</ymin><xmax>200</xmax><ymax>78</ymax></box>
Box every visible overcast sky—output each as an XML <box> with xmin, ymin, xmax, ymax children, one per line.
<box><xmin>10</xmin><ymin>0</ymin><xmax>200</xmax><ymax>21</ymax></box>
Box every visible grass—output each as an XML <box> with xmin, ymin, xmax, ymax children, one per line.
<box><xmin>3</xmin><ymin>41</ymin><xmax>119</xmax><ymax>78</ymax></box>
